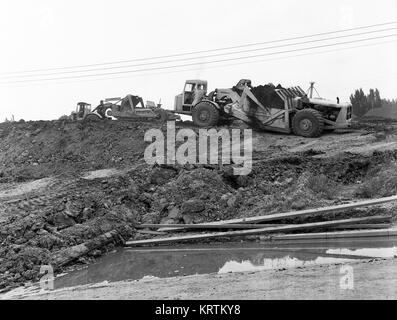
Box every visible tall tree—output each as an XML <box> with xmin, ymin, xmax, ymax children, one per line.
<box><xmin>350</xmin><ymin>88</ymin><xmax>385</xmax><ymax>116</ymax></box>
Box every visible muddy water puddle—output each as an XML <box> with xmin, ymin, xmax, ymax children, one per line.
<box><xmin>54</xmin><ymin>237</ymin><xmax>397</xmax><ymax>290</ymax></box>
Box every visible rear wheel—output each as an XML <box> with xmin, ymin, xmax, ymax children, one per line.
<box><xmin>292</xmin><ymin>109</ymin><xmax>324</xmax><ymax>137</ymax></box>
<box><xmin>192</xmin><ymin>101</ymin><xmax>219</xmax><ymax>127</ymax></box>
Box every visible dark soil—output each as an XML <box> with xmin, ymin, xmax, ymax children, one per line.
<box><xmin>1</xmin><ymin>119</ymin><xmax>397</xmax><ymax>291</ymax></box>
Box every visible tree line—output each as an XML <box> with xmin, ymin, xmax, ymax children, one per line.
<box><xmin>350</xmin><ymin>88</ymin><xmax>397</xmax><ymax>117</ymax></box>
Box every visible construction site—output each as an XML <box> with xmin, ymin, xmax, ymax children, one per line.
<box><xmin>1</xmin><ymin>1</ymin><xmax>397</xmax><ymax>303</ymax></box>
<box><xmin>1</xmin><ymin>87</ymin><xmax>397</xmax><ymax>299</ymax></box>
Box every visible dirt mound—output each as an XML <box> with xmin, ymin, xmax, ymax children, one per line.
<box><xmin>251</xmin><ymin>84</ymin><xmax>285</xmax><ymax>109</ymax></box>
<box><xmin>0</xmin><ymin>120</ymin><xmax>156</xmax><ymax>182</ymax></box>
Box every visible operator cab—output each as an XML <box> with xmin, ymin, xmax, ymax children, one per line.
<box><xmin>174</xmin><ymin>80</ymin><xmax>208</xmax><ymax>114</ymax></box>
<box><xmin>76</xmin><ymin>102</ymin><xmax>91</xmax><ymax>118</ymax></box>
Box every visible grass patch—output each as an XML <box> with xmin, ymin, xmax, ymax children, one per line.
<box><xmin>356</xmin><ymin>162</ymin><xmax>397</xmax><ymax>198</ymax></box>
<box><xmin>307</xmin><ymin>174</ymin><xmax>338</xmax><ymax>200</ymax></box>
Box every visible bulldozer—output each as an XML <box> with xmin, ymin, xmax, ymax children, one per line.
<box><xmin>173</xmin><ymin>79</ymin><xmax>352</xmax><ymax>137</ymax></box>
<box><xmin>83</xmin><ymin>94</ymin><xmax>180</xmax><ymax>122</ymax></box>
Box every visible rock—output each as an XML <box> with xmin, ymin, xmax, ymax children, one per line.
<box><xmin>181</xmin><ymin>199</ymin><xmax>205</xmax><ymax>214</ymax></box>
<box><xmin>182</xmin><ymin>214</ymin><xmax>194</xmax><ymax>224</ymax></box>
<box><xmin>32</xmin><ymin>128</ymin><xmax>41</xmax><ymax>136</ymax></box>
<box><xmin>158</xmin><ymin>198</ymin><xmax>169</xmax><ymax>212</ymax></box>
<box><xmin>226</xmin><ymin>195</ymin><xmax>237</xmax><ymax>208</ymax></box>
<box><xmin>141</xmin><ymin>212</ymin><xmax>159</xmax><ymax>224</ymax></box>
<box><xmin>23</xmin><ymin>231</ymin><xmax>36</xmax><ymax>240</ymax></box>
<box><xmin>64</xmin><ymin>201</ymin><xmax>83</xmax><ymax>218</ymax></box>
<box><xmin>31</xmin><ymin>222</ymin><xmax>45</xmax><ymax>232</ymax></box>
<box><xmin>22</xmin><ymin>270</ymin><xmax>37</xmax><ymax>281</ymax></box>
<box><xmin>14</xmin><ymin>238</ymin><xmax>25</xmax><ymax>245</ymax></box>
<box><xmin>235</xmin><ymin>175</ymin><xmax>251</xmax><ymax>188</ymax></box>
<box><xmin>160</xmin><ymin>217</ymin><xmax>176</xmax><ymax>225</ymax></box>
<box><xmin>52</xmin><ymin>212</ymin><xmax>75</xmax><ymax>229</ymax></box>
<box><xmin>81</xmin><ymin>207</ymin><xmax>95</xmax><ymax>221</ymax></box>
<box><xmin>149</xmin><ymin>167</ymin><xmax>178</xmax><ymax>185</ymax></box>
<box><xmin>219</xmin><ymin>193</ymin><xmax>238</xmax><ymax>208</ymax></box>
<box><xmin>167</xmin><ymin>206</ymin><xmax>181</xmax><ymax>219</ymax></box>
<box><xmin>38</xmin><ymin>234</ymin><xmax>64</xmax><ymax>249</ymax></box>
<box><xmin>88</xmin><ymin>249</ymin><xmax>102</xmax><ymax>257</ymax></box>
<box><xmin>13</xmin><ymin>273</ymin><xmax>21</xmax><ymax>280</ymax></box>
<box><xmin>291</xmin><ymin>200</ymin><xmax>306</xmax><ymax>210</ymax></box>
<box><xmin>36</xmin><ymin>229</ymin><xmax>48</xmax><ymax>236</ymax></box>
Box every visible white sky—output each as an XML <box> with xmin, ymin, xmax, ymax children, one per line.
<box><xmin>0</xmin><ymin>0</ymin><xmax>396</xmax><ymax>120</ymax></box>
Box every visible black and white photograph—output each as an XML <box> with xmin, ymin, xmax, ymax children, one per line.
<box><xmin>0</xmin><ymin>0</ymin><xmax>396</xmax><ymax>307</ymax></box>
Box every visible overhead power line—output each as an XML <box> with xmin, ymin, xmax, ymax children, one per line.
<box><xmin>1</xmin><ymin>21</ymin><xmax>396</xmax><ymax>76</ymax></box>
<box><xmin>1</xmin><ymin>39</ymin><xmax>396</xmax><ymax>88</ymax></box>
<box><xmin>1</xmin><ymin>33</ymin><xmax>396</xmax><ymax>85</ymax></box>
<box><xmin>2</xmin><ymin>26</ymin><xmax>397</xmax><ymax>79</ymax></box>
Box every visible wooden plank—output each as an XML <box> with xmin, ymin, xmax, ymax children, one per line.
<box><xmin>328</xmin><ymin>223</ymin><xmax>391</xmax><ymax>230</ymax></box>
<box><xmin>139</xmin><ymin>222</ymin><xmax>391</xmax><ymax>232</ymax></box>
<box><xmin>125</xmin><ymin>215</ymin><xmax>389</xmax><ymax>247</ymax></box>
<box><xmin>271</xmin><ymin>227</ymin><xmax>397</xmax><ymax>241</ymax></box>
<box><xmin>159</xmin><ymin>195</ymin><xmax>397</xmax><ymax>232</ymax></box>
<box><xmin>136</xmin><ymin>230</ymin><xmax>167</xmax><ymax>236</ymax></box>
<box><xmin>136</xmin><ymin>223</ymin><xmax>286</xmax><ymax>230</ymax></box>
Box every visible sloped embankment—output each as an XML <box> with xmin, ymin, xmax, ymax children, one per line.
<box><xmin>1</xmin><ymin>120</ymin><xmax>397</xmax><ymax>291</ymax></box>
<box><xmin>0</xmin><ymin>120</ymin><xmax>153</xmax><ymax>182</ymax></box>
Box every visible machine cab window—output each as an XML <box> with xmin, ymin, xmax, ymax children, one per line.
<box><xmin>183</xmin><ymin>82</ymin><xmax>207</xmax><ymax>105</ymax></box>
<box><xmin>183</xmin><ymin>83</ymin><xmax>196</xmax><ymax>105</ymax></box>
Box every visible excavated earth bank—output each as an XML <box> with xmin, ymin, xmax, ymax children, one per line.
<box><xmin>0</xmin><ymin>119</ymin><xmax>397</xmax><ymax>291</ymax></box>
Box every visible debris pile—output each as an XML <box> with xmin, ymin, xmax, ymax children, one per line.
<box><xmin>128</xmin><ymin>196</ymin><xmax>396</xmax><ymax>247</ymax></box>
<box><xmin>148</xmin><ymin>167</ymin><xmax>240</xmax><ymax>225</ymax></box>
<box><xmin>0</xmin><ymin>175</ymin><xmax>144</xmax><ymax>289</ymax></box>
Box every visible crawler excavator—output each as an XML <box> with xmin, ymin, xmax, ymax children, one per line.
<box><xmin>173</xmin><ymin>79</ymin><xmax>352</xmax><ymax>137</ymax></box>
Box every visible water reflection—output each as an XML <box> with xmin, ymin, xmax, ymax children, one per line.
<box><xmin>218</xmin><ymin>256</ymin><xmax>355</xmax><ymax>273</ymax></box>
<box><xmin>326</xmin><ymin>246</ymin><xmax>397</xmax><ymax>258</ymax></box>
<box><xmin>53</xmin><ymin>245</ymin><xmax>367</xmax><ymax>290</ymax></box>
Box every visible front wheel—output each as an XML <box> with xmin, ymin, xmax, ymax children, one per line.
<box><xmin>83</xmin><ymin>113</ymin><xmax>103</xmax><ymax>122</ymax></box>
<box><xmin>291</xmin><ymin>109</ymin><xmax>324</xmax><ymax>137</ymax></box>
<box><xmin>192</xmin><ymin>101</ymin><xmax>220</xmax><ymax>127</ymax></box>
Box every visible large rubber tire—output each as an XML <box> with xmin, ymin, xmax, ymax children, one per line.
<box><xmin>83</xmin><ymin>113</ymin><xmax>103</xmax><ymax>122</ymax></box>
<box><xmin>192</xmin><ymin>101</ymin><xmax>220</xmax><ymax>127</ymax></box>
<box><xmin>291</xmin><ymin>109</ymin><xmax>324</xmax><ymax>137</ymax></box>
